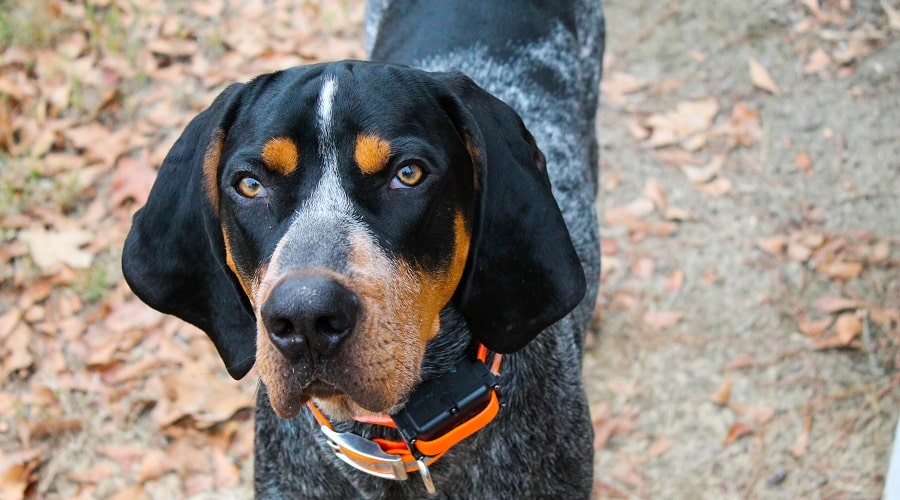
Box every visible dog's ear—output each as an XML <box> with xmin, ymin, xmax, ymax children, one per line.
<box><xmin>437</xmin><ymin>73</ymin><xmax>587</xmax><ymax>353</ymax></box>
<box><xmin>122</xmin><ymin>83</ymin><xmax>256</xmax><ymax>379</ymax></box>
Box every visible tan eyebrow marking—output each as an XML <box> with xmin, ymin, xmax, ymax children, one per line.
<box><xmin>261</xmin><ymin>137</ymin><xmax>299</xmax><ymax>175</ymax></box>
<box><xmin>203</xmin><ymin>129</ymin><xmax>225</xmax><ymax>211</ymax></box>
<box><xmin>354</xmin><ymin>134</ymin><xmax>392</xmax><ymax>175</ymax></box>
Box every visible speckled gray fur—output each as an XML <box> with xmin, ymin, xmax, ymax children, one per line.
<box><xmin>255</xmin><ymin>1</ymin><xmax>604</xmax><ymax>497</ymax></box>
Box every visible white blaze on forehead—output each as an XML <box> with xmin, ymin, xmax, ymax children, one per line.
<box><xmin>317</xmin><ymin>76</ymin><xmax>339</xmax><ymax>174</ymax></box>
<box><xmin>257</xmin><ymin>74</ymin><xmax>360</xmax><ymax>292</ymax></box>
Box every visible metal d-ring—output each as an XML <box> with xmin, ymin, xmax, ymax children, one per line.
<box><xmin>417</xmin><ymin>458</ymin><xmax>436</xmax><ymax>495</ymax></box>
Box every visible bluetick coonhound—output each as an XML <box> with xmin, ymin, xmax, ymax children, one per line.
<box><xmin>123</xmin><ymin>0</ymin><xmax>604</xmax><ymax>496</ymax></box>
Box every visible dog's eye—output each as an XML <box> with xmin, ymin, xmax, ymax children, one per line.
<box><xmin>390</xmin><ymin>163</ymin><xmax>425</xmax><ymax>189</ymax></box>
<box><xmin>236</xmin><ymin>176</ymin><xmax>266</xmax><ymax>198</ymax></box>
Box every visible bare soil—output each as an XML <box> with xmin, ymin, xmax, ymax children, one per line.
<box><xmin>588</xmin><ymin>0</ymin><xmax>899</xmax><ymax>497</ymax></box>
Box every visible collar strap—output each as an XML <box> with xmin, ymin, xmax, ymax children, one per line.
<box><xmin>307</xmin><ymin>345</ymin><xmax>503</xmax><ymax>494</ymax></box>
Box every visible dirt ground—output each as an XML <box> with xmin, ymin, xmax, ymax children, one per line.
<box><xmin>589</xmin><ymin>0</ymin><xmax>899</xmax><ymax>497</ymax></box>
<box><xmin>0</xmin><ymin>0</ymin><xmax>898</xmax><ymax>499</ymax></box>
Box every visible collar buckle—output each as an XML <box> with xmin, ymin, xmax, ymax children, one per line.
<box><xmin>320</xmin><ymin>426</ymin><xmax>410</xmax><ymax>481</ymax></box>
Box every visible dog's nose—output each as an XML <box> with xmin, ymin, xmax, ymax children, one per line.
<box><xmin>261</xmin><ymin>275</ymin><xmax>359</xmax><ymax>359</ymax></box>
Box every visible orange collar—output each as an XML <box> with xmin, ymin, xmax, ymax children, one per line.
<box><xmin>306</xmin><ymin>345</ymin><xmax>503</xmax><ymax>494</ymax></box>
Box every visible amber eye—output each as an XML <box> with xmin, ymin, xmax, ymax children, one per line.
<box><xmin>390</xmin><ymin>163</ymin><xmax>425</xmax><ymax>189</ymax></box>
<box><xmin>237</xmin><ymin>176</ymin><xmax>265</xmax><ymax>198</ymax></box>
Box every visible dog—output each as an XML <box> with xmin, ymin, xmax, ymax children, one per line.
<box><xmin>123</xmin><ymin>0</ymin><xmax>604</xmax><ymax>496</ymax></box>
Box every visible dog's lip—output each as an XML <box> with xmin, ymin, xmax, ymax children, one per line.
<box><xmin>307</xmin><ymin>379</ymin><xmax>342</xmax><ymax>398</ymax></box>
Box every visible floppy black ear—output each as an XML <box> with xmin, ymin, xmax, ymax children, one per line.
<box><xmin>122</xmin><ymin>84</ymin><xmax>257</xmax><ymax>379</ymax></box>
<box><xmin>437</xmin><ymin>73</ymin><xmax>587</xmax><ymax>353</ymax></box>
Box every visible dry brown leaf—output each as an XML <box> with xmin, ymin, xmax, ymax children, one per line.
<box><xmin>68</xmin><ymin>463</ymin><xmax>115</xmax><ymax>484</ymax></box>
<box><xmin>647</xmin><ymin>435</ymin><xmax>674</xmax><ymax>458</ymax></box>
<box><xmin>664</xmin><ymin>269</ymin><xmax>685</xmax><ymax>292</ymax></box>
<box><xmin>212</xmin><ymin>449</ymin><xmax>241</xmax><ymax>489</ymax></box>
<box><xmin>711</xmin><ymin>378</ymin><xmax>733</xmax><ymax>406</ymax></box>
<box><xmin>721</xmin><ymin>102</ymin><xmax>762</xmax><ymax>148</ymax></box>
<box><xmin>600</xmin><ymin>237</ymin><xmax>618</xmax><ymax>256</ymax></box>
<box><xmin>19</xmin><ymin>228</ymin><xmax>94</xmax><ymax>269</ymax></box>
<box><xmin>724</xmin><ymin>355</ymin><xmax>757</xmax><ymax>370</ymax></box>
<box><xmin>699</xmin><ymin>177</ymin><xmax>732</xmax><ymax>197</ymax></box>
<box><xmin>136</xmin><ymin>449</ymin><xmax>173</xmax><ymax>483</ymax></box>
<box><xmin>111</xmin><ymin>157</ymin><xmax>158</xmax><ymax>207</ymax></box>
<box><xmin>593</xmin><ymin>417</ymin><xmax>634</xmax><ymax>450</ymax></box>
<box><xmin>601</xmin><ymin>71</ymin><xmax>648</xmax><ymax>105</ymax></box>
<box><xmin>794</xmin><ymin>151</ymin><xmax>813</xmax><ymax>172</ymax></box>
<box><xmin>643</xmin><ymin>310</ymin><xmax>683</xmax><ymax>329</ymax></box>
<box><xmin>0</xmin><ymin>449</ymin><xmax>43</xmax><ymax>500</ymax></box>
<box><xmin>627</xmin><ymin>118</ymin><xmax>650</xmax><ymax>140</ymax></box>
<box><xmin>645</xmin><ymin>98</ymin><xmax>718</xmax><ymax>148</ymax></box>
<box><xmin>663</xmin><ymin>206</ymin><xmax>691</xmax><ymax>221</ymax></box>
<box><xmin>883</xmin><ymin>0</ymin><xmax>900</xmax><ymax>30</ymax></box>
<box><xmin>28</xmin><ymin>418</ymin><xmax>83</xmax><ymax>440</ymax></box>
<box><xmin>816</xmin><ymin>296</ymin><xmax>859</xmax><ymax>314</ymax></box>
<box><xmin>835</xmin><ymin>312</ymin><xmax>863</xmax><ymax>344</ymax></box>
<box><xmin>790</xmin><ymin>414</ymin><xmax>812</xmax><ymax>458</ymax></box>
<box><xmin>749</xmin><ymin>58</ymin><xmax>781</xmax><ymax>94</ymax></box>
<box><xmin>632</xmin><ymin>257</ymin><xmax>655</xmax><ymax>279</ymax></box>
<box><xmin>723</xmin><ymin>422</ymin><xmax>754</xmax><ymax>446</ymax></box>
<box><xmin>803</xmin><ymin>48</ymin><xmax>832</xmax><ymax>74</ymax></box>
<box><xmin>756</xmin><ymin>236</ymin><xmax>788</xmax><ymax>256</ymax></box>
<box><xmin>868</xmin><ymin>241</ymin><xmax>891</xmax><ymax>263</ymax></box>
<box><xmin>643</xmin><ymin>179</ymin><xmax>667</xmax><ymax>210</ymax></box>
<box><xmin>798</xmin><ymin>315</ymin><xmax>833</xmax><ymax>337</ymax></box>
<box><xmin>787</xmin><ymin>242</ymin><xmax>813</xmax><ymax>262</ymax></box>
<box><xmin>818</xmin><ymin>260</ymin><xmax>863</xmax><ymax>280</ymax></box>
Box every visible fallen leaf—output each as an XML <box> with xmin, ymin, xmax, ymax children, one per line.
<box><xmin>648</xmin><ymin>435</ymin><xmax>674</xmax><ymax>458</ymax></box>
<box><xmin>699</xmin><ymin>177</ymin><xmax>732</xmax><ymax>197</ymax></box>
<box><xmin>723</xmin><ymin>422</ymin><xmax>754</xmax><ymax>446</ymax></box>
<box><xmin>664</xmin><ymin>269</ymin><xmax>684</xmax><ymax>292</ymax></box>
<box><xmin>645</xmin><ymin>98</ymin><xmax>718</xmax><ymax>148</ymax></box>
<box><xmin>815</xmin><ymin>296</ymin><xmax>859</xmax><ymax>313</ymax></box>
<box><xmin>19</xmin><ymin>228</ymin><xmax>94</xmax><ymax>269</ymax></box>
<box><xmin>68</xmin><ymin>463</ymin><xmax>115</xmax><ymax>484</ymax></box>
<box><xmin>136</xmin><ymin>449</ymin><xmax>174</xmax><ymax>483</ymax></box>
<box><xmin>111</xmin><ymin>157</ymin><xmax>158</xmax><ymax>207</ymax></box>
<box><xmin>643</xmin><ymin>310</ymin><xmax>683</xmax><ymax>329</ymax></box>
<box><xmin>724</xmin><ymin>355</ymin><xmax>757</xmax><ymax>370</ymax></box>
<box><xmin>756</xmin><ymin>236</ymin><xmax>788</xmax><ymax>256</ymax></box>
<box><xmin>711</xmin><ymin>378</ymin><xmax>733</xmax><ymax>406</ymax></box>
<box><xmin>798</xmin><ymin>314</ymin><xmax>833</xmax><ymax>337</ymax></box>
<box><xmin>643</xmin><ymin>179</ymin><xmax>667</xmax><ymax>210</ymax></box>
<box><xmin>818</xmin><ymin>260</ymin><xmax>863</xmax><ymax>280</ymax></box>
<box><xmin>835</xmin><ymin>312</ymin><xmax>863</xmax><ymax>344</ymax></box>
<box><xmin>601</xmin><ymin>71</ymin><xmax>648</xmax><ymax>105</ymax></box>
<box><xmin>593</xmin><ymin>417</ymin><xmax>634</xmax><ymax>450</ymax></box>
<box><xmin>794</xmin><ymin>151</ymin><xmax>813</xmax><ymax>172</ymax></box>
<box><xmin>803</xmin><ymin>48</ymin><xmax>832</xmax><ymax>74</ymax></box>
<box><xmin>787</xmin><ymin>241</ymin><xmax>813</xmax><ymax>262</ymax></box>
<box><xmin>883</xmin><ymin>0</ymin><xmax>900</xmax><ymax>30</ymax></box>
<box><xmin>720</xmin><ymin>102</ymin><xmax>762</xmax><ymax>148</ymax></box>
<box><xmin>749</xmin><ymin>57</ymin><xmax>781</xmax><ymax>94</ymax></box>
<box><xmin>790</xmin><ymin>414</ymin><xmax>812</xmax><ymax>458</ymax></box>
<box><xmin>632</xmin><ymin>257</ymin><xmax>655</xmax><ymax>279</ymax></box>
<box><xmin>0</xmin><ymin>448</ymin><xmax>44</xmax><ymax>500</ymax></box>
<box><xmin>600</xmin><ymin>237</ymin><xmax>618</xmax><ymax>256</ymax></box>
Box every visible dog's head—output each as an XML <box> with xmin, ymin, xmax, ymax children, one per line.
<box><xmin>123</xmin><ymin>62</ymin><xmax>585</xmax><ymax>419</ymax></box>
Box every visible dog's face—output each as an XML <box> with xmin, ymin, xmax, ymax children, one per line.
<box><xmin>123</xmin><ymin>61</ymin><xmax>585</xmax><ymax>420</ymax></box>
<box><xmin>214</xmin><ymin>66</ymin><xmax>475</xmax><ymax>418</ymax></box>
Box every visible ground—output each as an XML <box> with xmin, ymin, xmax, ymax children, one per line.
<box><xmin>0</xmin><ymin>0</ymin><xmax>897</xmax><ymax>498</ymax></box>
